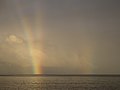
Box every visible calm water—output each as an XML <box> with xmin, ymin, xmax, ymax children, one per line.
<box><xmin>0</xmin><ymin>76</ymin><xmax>120</xmax><ymax>90</ymax></box>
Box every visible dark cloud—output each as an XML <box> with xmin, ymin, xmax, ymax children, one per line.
<box><xmin>0</xmin><ymin>0</ymin><xmax>6</xmax><ymax>10</ymax></box>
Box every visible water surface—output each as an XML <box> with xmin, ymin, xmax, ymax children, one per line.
<box><xmin>0</xmin><ymin>76</ymin><xmax>120</xmax><ymax>90</ymax></box>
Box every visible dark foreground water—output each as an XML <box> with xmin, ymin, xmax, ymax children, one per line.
<box><xmin>0</xmin><ymin>76</ymin><xmax>120</xmax><ymax>90</ymax></box>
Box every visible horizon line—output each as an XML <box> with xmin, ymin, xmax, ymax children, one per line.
<box><xmin>0</xmin><ymin>74</ymin><xmax>120</xmax><ymax>77</ymax></box>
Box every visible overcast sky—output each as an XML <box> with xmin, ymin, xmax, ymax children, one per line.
<box><xmin>0</xmin><ymin>0</ymin><xmax>120</xmax><ymax>74</ymax></box>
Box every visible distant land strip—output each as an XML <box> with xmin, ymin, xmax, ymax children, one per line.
<box><xmin>0</xmin><ymin>74</ymin><xmax>120</xmax><ymax>77</ymax></box>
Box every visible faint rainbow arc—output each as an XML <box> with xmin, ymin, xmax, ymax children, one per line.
<box><xmin>13</xmin><ymin>0</ymin><xmax>43</xmax><ymax>74</ymax></box>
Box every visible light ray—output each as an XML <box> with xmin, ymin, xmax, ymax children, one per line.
<box><xmin>13</xmin><ymin>0</ymin><xmax>44</xmax><ymax>74</ymax></box>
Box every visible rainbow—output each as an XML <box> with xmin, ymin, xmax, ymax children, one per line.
<box><xmin>13</xmin><ymin>0</ymin><xmax>44</xmax><ymax>74</ymax></box>
<box><xmin>12</xmin><ymin>0</ymin><xmax>95</xmax><ymax>74</ymax></box>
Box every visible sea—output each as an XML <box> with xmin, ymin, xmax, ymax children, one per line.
<box><xmin>0</xmin><ymin>76</ymin><xmax>120</xmax><ymax>90</ymax></box>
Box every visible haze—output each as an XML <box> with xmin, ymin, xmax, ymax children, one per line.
<box><xmin>0</xmin><ymin>0</ymin><xmax>120</xmax><ymax>74</ymax></box>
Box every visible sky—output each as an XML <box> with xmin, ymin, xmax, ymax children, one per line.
<box><xmin>0</xmin><ymin>0</ymin><xmax>120</xmax><ymax>74</ymax></box>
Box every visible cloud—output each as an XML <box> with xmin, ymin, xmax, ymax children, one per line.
<box><xmin>6</xmin><ymin>35</ymin><xmax>23</xmax><ymax>44</ymax></box>
<box><xmin>0</xmin><ymin>35</ymin><xmax>33</xmax><ymax>74</ymax></box>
